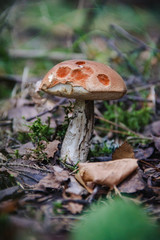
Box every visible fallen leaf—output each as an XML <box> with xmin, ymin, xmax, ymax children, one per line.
<box><xmin>65</xmin><ymin>176</ymin><xmax>87</xmax><ymax>195</ymax></box>
<box><xmin>75</xmin><ymin>172</ymin><xmax>93</xmax><ymax>193</ymax></box>
<box><xmin>112</xmin><ymin>142</ymin><xmax>135</xmax><ymax>160</ymax></box>
<box><xmin>144</xmin><ymin>121</ymin><xmax>160</xmax><ymax>137</ymax></box>
<box><xmin>0</xmin><ymin>186</ymin><xmax>20</xmax><ymax>202</ymax></box>
<box><xmin>0</xmin><ymin>199</ymin><xmax>19</xmax><ymax>214</ymax></box>
<box><xmin>0</xmin><ymin>152</ymin><xmax>8</xmax><ymax>162</ymax></box>
<box><xmin>17</xmin><ymin>142</ymin><xmax>35</xmax><ymax>156</ymax></box>
<box><xmin>63</xmin><ymin>193</ymin><xmax>83</xmax><ymax>214</ymax></box>
<box><xmin>12</xmin><ymin>117</ymin><xmax>29</xmax><ymax>132</ymax></box>
<box><xmin>118</xmin><ymin>171</ymin><xmax>145</xmax><ymax>193</ymax></box>
<box><xmin>77</xmin><ymin>158</ymin><xmax>138</xmax><ymax>189</ymax></box>
<box><xmin>34</xmin><ymin>170</ymin><xmax>69</xmax><ymax>191</ymax></box>
<box><xmin>135</xmin><ymin>147</ymin><xmax>154</xmax><ymax>159</ymax></box>
<box><xmin>151</xmin><ymin>121</ymin><xmax>160</xmax><ymax>136</ymax></box>
<box><xmin>153</xmin><ymin>136</ymin><xmax>160</xmax><ymax>152</ymax></box>
<box><xmin>44</xmin><ymin>140</ymin><xmax>60</xmax><ymax>158</ymax></box>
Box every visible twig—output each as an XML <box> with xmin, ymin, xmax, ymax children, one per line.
<box><xmin>139</xmin><ymin>160</ymin><xmax>160</xmax><ymax>172</ymax></box>
<box><xmin>107</xmin><ymin>39</ymin><xmax>141</xmax><ymax>75</ymax></box>
<box><xmin>95</xmin><ymin>115</ymin><xmax>143</xmax><ymax>138</ymax></box>
<box><xmin>0</xmin><ymin>74</ymin><xmax>22</xmax><ymax>83</ymax></box>
<box><xmin>87</xmin><ymin>186</ymin><xmax>99</xmax><ymax>203</ymax></box>
<box><xmin>50</xmin><ymin>215</ymin><xmax>81</xmax><ymax>220</ymax></box>
<box><xmin>0</xmin><ymin>162</ymin><xmax>54</xmax><ymax>173</ymax></box>
<box><xmin>26</xmin><ymin>98</ymin><xmax>66</xmax><ymax>121</ymax></box>
<box><xmin>110</xmin><ymin>24</ymin><xmax>147</xmax><ymax>49</ymax></box>
<box><xmin>110</xmin><ymin>24</ymin><xmax>160</xmax><ymax>53</ymax></box>
<box><xmin>61</xmin><ymin>199</ymin><xmax>89</xmax><ymax>206</ymax></box>
<box><xmin>8</xmin><ymin>49</ymin><xmax>86</xmax><ymax>61</ymax></box>
<box><xmin>0</xmin><ymin>120</ymin><xmax>12</xmax><ymax>126</ymax></box>
<box><xmin>123</xmin><ymin>95</ymin><xmax>153</xmax><ymax>102</ymax></box>
<box><xmin>95</xmin><ymin>126</ymin><xmax>129</xmax><ymax>135</ymax></box>
<box><xmin>127</xmin><ymin>81</ymin><xmax>160</xmax><ymax>93</ymax></box>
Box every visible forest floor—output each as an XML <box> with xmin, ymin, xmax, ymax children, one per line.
<box><xmin>0</xmin><ymin>1</ymin><xmax>160</xmax><ymax>240</ymax></box>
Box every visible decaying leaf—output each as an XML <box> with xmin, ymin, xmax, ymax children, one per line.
<box><xmin>118</xmin><ymin>171</ymin><xmax>146</xmax><ymax>193</ymax></box>
<box><xmin>0</xmin><ymin>152</ymin><xmax>8</xmax><ymax>162</ymax></box>
<box><xmin>44</xmin><ymin>140</ymin><xmax>60</xmax><ymax>158</ymax></box>
<box><xmin>63</xmin><ymin>193</ymin><xmax>83</xmax><ymax>214</ymax></box>
<box><xmin>17</xmin><ymin>142</ymin><xmax>35</xmax><ymax>156</ymax></box>
<box><xmin>65</xmin><ymin>176</ymin><xmax>87</xmax><ymax>196</ymax></box>
<box><xmin>112</xmin><ymin>142</ymin><xmax>135</xmax><ymax>160</ymax></box>
<box><xmin>153</xmin><ymin>136</ymin><xmax>160</xmax><ymax>152</ymax></box>
<box><xmin>12</xmin><ymin>117</ymin><xmax>29</xmax><ymax>133</ymax></box>
<box><xmin>34</xmin><ymin>170</ymin><xmax>69</xmax><ymax>191</ymax></box>
<box><xmin>0</xmin><ymin>199</ymin><xmax>19</xmax><ymax>214</ymax></box>
<box><xmin>135</xmin><ymin>147</ymin><xmax>154</xmax><ymax>160</ymax></box>
<box><xmin>76</xmin><ymin>158</ymin><xmax>138</xmax><ymax>190</ymax></box>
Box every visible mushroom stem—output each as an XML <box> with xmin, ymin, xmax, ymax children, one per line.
<box><xmin>60</xmin><ymin>99</ymin><xmax>94</xmax><ymax>165</ymax></box>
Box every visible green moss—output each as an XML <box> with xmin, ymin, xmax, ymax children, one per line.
<box><xmin>103</xmin><ymin>102</ymin><xmax>153</xmax><ymax>133</ymax></box>
<box><xmin>71</xmin><ymin>198</ymin><xmax>160</xmax><ymax>240</ymax></box>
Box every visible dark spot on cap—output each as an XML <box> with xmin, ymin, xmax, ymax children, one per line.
<box><xmin>76</xmin><ymin>61</ymin><xmax>85</xmax><ymax>65</ymax></box>
<box><xmin>56</xmin><ymin>67</ymin><xmax>71</xmax><ymax>78</ymax></box>
<box><xmin>97</xmin><ymin>74</ymin><xmax>110</xmax><ymax>86</ymax></box>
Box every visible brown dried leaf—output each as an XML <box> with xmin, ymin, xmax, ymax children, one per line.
<box><xmin>0</xmin><ymin>152</ymin><xmax>8</xmax><ymax>162</ymax></box>
<box><xmin>151</xmin><ymin>121</ymin><xmax>160</xmax><ymax>137</ymax></box>
<box><xmin>118</xmin><ymin>171</ymin><xmax>145</xmax><ymax>193</ymax></box>
<box><xmin>135</xmin><ymin>147</ymin><xmax>154</xmax><ymax>159</ymax></box>
<box><xmin>0</xmin><ymin>199</ymin><xmax>19</xmax><ymax>214</ymax></box>
<box><xmin>153</xmin><ymin>136</ymin><xmax>160</xmax><ymax>152</ymax></box>
<box><xmin>34</xmin><ymin>170</ymin><xmax>69</xmax><ymax>191</ymax></box>
<box><xmin>44</xmin><ymin>140</ymin><xmax>60</xmax><ymax>158</ymax></box>
<box><xmin>77</xmin><ymin>158</ymin><xmax>138</xmax><ymax>189</ymax></box>
<box><xmin>63</xmin><ymin>193</ymin><xmax>83</xmax><ymax>214</ymax></box>
<box><xmin>112</xmin><ymin>142</ymin><xmax>135</xmax><ymax>160</ymax></box>
<box><xmin>65</xmin><ymin>176</ymin><xmax>87</xmax><ymax>195</ymax></box>
<box><xmin>17</xmin><ymin>142</ymin><xmax>35</xmax><ymax>156</ymax></box>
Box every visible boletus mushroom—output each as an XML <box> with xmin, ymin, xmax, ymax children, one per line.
<box><xmin>39</xmin><ymin>60</ymin><xmax>127</xmax><ymax>165</ymax></box>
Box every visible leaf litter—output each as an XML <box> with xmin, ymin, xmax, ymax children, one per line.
<box><xmin>0</xmin><ymin>35</ymin><xmax>160</xmax><ymax>240</ymax></box>
<box><xmin>1</xmin><ymin>82</ymin><xmax>160</xmax><ymax>239</ymax></box>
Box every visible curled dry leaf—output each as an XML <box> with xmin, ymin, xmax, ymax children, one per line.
<box><xmin>112</xmin><ymin>142</ymin><xmax>135</xmax><ymax>160</ymax></box>
<box><xmin>76</xmin><ymin>158</ymin><xmax>138</xmax><ymax>191</ymax></box>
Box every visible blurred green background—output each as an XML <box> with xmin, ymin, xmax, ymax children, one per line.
<box><xmin>0</xmin><ymin>0</ymin><xmax>160</xmax><ymax>98</ymax></box>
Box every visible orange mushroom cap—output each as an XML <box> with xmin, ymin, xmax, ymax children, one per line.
<box><xmin>40</xmin><ymin>60</ymin><xmax>127</xmax><ymax>100</ymax></box>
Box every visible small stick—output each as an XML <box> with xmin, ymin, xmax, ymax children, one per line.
<box><xmin>95</xmin><ymin>126</ymin><xmax>129</xmax><ymax>135</ymax></box>
<box><xmin>95</xmin><ymin>115</ymin><xmax>143</xmax><ymax>138</ymax></box>
<box><xmin>0</xmin><ymin>162</ymin><xmax>54</xmax><ymax>173</ymax></box>
<box><xmin>26</xmin><ymin>98</ymin><xmax>66</xmax><ymax>121</ymax></box>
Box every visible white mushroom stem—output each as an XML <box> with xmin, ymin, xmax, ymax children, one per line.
<box><xmin>60</xmin><ymin>99</ymin><xmax>94</xmax><ymax>165</ymax></box>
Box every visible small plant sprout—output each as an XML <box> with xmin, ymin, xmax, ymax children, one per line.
<box><xmin>27</xmin><ymin>117</ymin><xmax>54</xmax><ymax>161</ymax></box>
<box><xmin>39</xmin><ymin>60</ymin><xmax>127</xmax><ymax>164</ymax></box>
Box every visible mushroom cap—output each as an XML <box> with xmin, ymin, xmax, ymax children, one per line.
<box><xmin>39</xmin><ymin>60</ymin><xmax>127</xmax><ymax>100</ymax></box>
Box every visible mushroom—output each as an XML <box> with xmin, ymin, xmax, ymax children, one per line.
<box><xmin>39</xmin><ymin>60</ymin><xmax>127</xmax><ymax>165</ymax></box>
